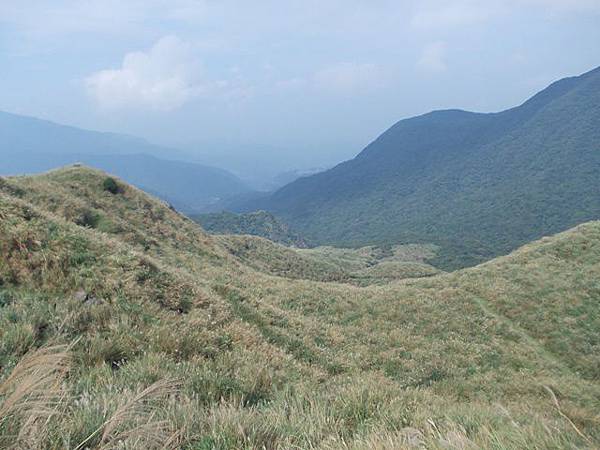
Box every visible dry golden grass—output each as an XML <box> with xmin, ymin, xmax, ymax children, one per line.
<box><xmin>76</xmin><ymin>379</ymin><xmax>180</xmax><ymax>450</ymax></box>
<box><xmin>0</xmin><ymin>345</ymin><xmax>70</xmax><ymax>449</ymax></box>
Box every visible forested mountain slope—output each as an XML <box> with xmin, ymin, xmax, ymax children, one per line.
<box><xmin>242</xmin><ymin>66</ymin><xmax>600</xmax><ymax>269</ymax></box>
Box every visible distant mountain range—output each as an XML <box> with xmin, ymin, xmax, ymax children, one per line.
<box><xmin>270</xmin><ymin>167</ymin><xmax>327</xmax><ymax>190</ymax></box>
<box><xmin>0</xmin><ymin>111</ymin><xmax>251</xmax><ymax>212</ymax></box>
<box><xmin>236</xmin><ymin>66</ymin><xmax>600</xmax><ymax>268</ymax></box>
<box><xmin>184</xmin><ymin>140</ymin><xmax>336</xmax><ymax>191</ymax></box>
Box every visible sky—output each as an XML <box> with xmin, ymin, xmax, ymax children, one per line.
<box><xmin>1</xmin><ymin>0</ymin><xmax>600</xmax><ymax>173</ymax></box>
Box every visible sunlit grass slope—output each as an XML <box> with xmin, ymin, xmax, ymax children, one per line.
<box><xmin>0</xmin><ymin>166</ymin><xmax>599</xmax><ymax>449</ymax></box>
<box><xmin>218</xmin><ymin>235</ymin><xmax>440</xmax><ymax>285</ymax></box>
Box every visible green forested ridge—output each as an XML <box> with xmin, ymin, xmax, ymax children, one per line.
<box><xmin>0</xmin><ymin>166</ymin><xmax>599</xmax><ymax>448</ymax></box>
<box><xmin>240</xmin><ymin>66</ymin><xmax>600</xmax><ymax>269</ymax></box>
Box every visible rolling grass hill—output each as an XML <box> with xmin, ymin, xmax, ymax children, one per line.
<box><xmin>217</xmin><ymin>235</ymin><xmax>440</xmax><ymax>285</ymax></box>
<box><xmin>239</xmin><ymin>66</ymin><xmax>600</xmax><ymax>269</ymax></box>
<box><xmin>1</xmin><ymin>166</ymin><xmax>599</xmax><ymax>449</ymax></box>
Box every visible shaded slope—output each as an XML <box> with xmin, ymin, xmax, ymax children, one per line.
<box><xmin>72</xmin><ymin>154</ymin><xmax>250</xmax><ymax>212</ymax></box>
<box><xmin>0</xmin><ymin>110</ymin><xmax>182</xmax><ymax>159</ymax></box>
<box><xmin>0</xmin><ymin>111</ymin><xmax>252</xmax><ymax>212</ymax></box>
<box><xmin>245</xmin><ymin>66</ymin><xmax>600</xmax><ymax>269</ymax></box>
<box><xmin>194</xmin><ymin>210</ymin><xmax>309</xmax><ymax>247</ymax></box>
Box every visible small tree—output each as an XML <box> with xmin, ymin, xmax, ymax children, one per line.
<box><xmin>102</xmin><ymin>177</ymin><xmax>120</xmax><ymax>194</ymax></box>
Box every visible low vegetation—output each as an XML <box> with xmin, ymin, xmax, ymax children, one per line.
<box><xmin>102</xmin><ymin>176</ymin><xmax>120</xmax><ymax>195</ymax></box>
<box><xmin>297</xmin><ymin>244</ymin><xmax>441</xmax><ymax>286</ymax></box>
<box><xmin>218</xmin><ymin>235</ymin><xmax>440</xmax><ymax>285</ymax></box>
<box><xmin>193</xmin><ymin>210</ymin><xmax>309</xmax><ymax>248</ymax></box>
<box><xmin>1</xmin><ymin>166</ymin><xmax>599</xmax><ymax>449</ymax></box>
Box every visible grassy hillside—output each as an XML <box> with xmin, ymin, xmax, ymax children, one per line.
<box><xmin>295</xmin><ymin>243</ymin><xmax>440</xmax><ymax>285</ymax></box>
<box><xmin>218</xmin><ymin>236</ymin><xmax>440</xmax><ymax>285</ymax></box>
<box><xmin>194</xmin><ymin>210</ymin><xmax>309</xmax><ymax>247</ymax></box>
<box><xmin>241</xmin><ymin>66</ymin><xmax>600</xmax><ymax>269</ymax></box>
<box><xmin>1</xmin><ymin>167</ymin><xmax>599</xmax><ymax>449</ymax></box>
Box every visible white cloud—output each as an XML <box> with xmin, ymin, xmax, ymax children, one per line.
<box><xmin>312</xmin><ymin>62</ymin><xmax>385</xmax><ymax>95</ymax></box>
<box><xmin>85</xmin><ymin>36</ymin><xmax>206</xmax><ymax>111</ymax></box>
<box><xmin>417</xmin><ymin>41</ymin><xmax>448</xmax><ymax>73</ymax></box>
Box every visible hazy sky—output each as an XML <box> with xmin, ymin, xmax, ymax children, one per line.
<box><xmin>1</xmin><ymin>0</ymin><xmax>600</xmax><ymax>170</ymax></box>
